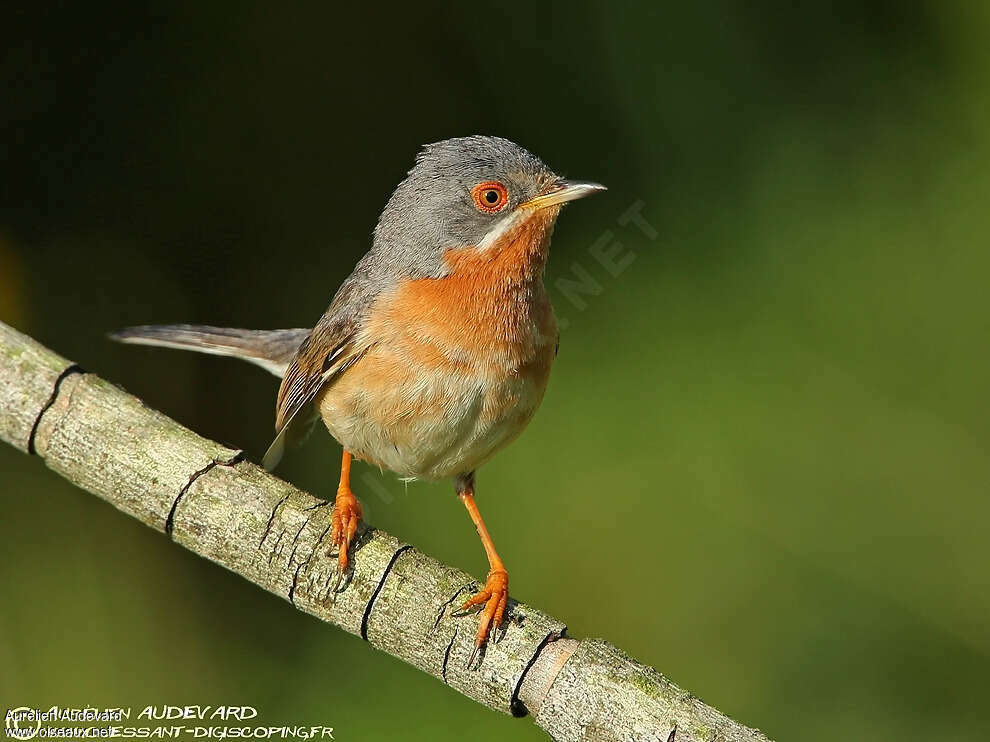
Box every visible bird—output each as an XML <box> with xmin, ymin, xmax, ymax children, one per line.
<box><xmin>111</xmin><ymin>135</ymin><xmax>605</xmax><ymax>661</ymax></box>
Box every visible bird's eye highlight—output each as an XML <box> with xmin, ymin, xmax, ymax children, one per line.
<box><xmin>471</xmin><ymin>181</ymin><xmax>509</xmax><ymax>214</ymax></box>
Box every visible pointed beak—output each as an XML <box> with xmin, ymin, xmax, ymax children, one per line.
<box><xmin>519</xmin><ymin>179</ymin><xmax>607</xmax><ymax>210</ymax></box>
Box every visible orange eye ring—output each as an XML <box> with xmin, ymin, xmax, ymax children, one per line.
<box><xmin>471</xmin><ymin>181</ymin><xmax>509</xmax><ymax>214</ymax></box>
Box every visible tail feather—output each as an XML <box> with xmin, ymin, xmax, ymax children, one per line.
<box><xmin>109</xmin><ymin>324</ymin><xmax>309</xmax><ymax>378</ymax></box>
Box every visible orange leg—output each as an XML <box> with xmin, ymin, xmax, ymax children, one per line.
<box><xmin>330</xmin><ymin>450</ymin><xmax>363</xmax><ymax>586</ymax></box>
<box><xmin>456</xmin><ymin>475</ymin><xmax>509</xmax><ymax>663</ymax></box>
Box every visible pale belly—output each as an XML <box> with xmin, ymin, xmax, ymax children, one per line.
<box><xmin>315</xmin><ymin>340</ymin><xmax>555</xmax><ymax>481</ymax></box>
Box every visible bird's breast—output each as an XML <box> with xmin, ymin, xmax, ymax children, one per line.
<box><xmin>317</xmin><ymin>222</ymin><xmax>559</xmax><ymax>480</ymax></box>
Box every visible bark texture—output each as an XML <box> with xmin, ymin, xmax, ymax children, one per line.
<box><xmin>0</xmin><ymin>321</ymin><xmax>772</xmax><ymax>742</ymax></box>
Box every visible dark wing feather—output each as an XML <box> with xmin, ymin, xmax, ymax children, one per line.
<box><xmin>261</xmin><ymin>316</ymin><xmax>371</xmax><ymax>470</ymax></box>
<box><xmin>274</xmin><ymin>323</ymin><xmax>356</xmax><ymax>432</ymax></box>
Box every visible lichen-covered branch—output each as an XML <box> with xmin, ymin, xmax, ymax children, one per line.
<box><xmin>0</xmin><ymin>321</ymin><xmax>771</xmax><ymax>742</ymax></box>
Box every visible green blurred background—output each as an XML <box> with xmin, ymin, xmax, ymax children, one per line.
<box><xmin>3</xmin><ymin>2</ymin><xmax>990</xmax><ymax>740</ymax></box>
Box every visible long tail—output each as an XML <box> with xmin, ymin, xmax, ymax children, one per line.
<box><xmin>109</xmin><ymin>325</ymin><xmax>310</xmax><ymax>378</ymax></box>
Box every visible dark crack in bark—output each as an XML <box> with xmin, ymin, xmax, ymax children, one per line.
<box><xmin>432</xmin><ymin>583</ymin><xmax>474</xmax><ymax>634</ymax></box>
<box><xmin>360</xmin><ymin>544</ymin><xmax>412</xmax><ymax>640</ymax></box>
<box><xmin>286</xmin><ymin>515</ymin><xmax>312</xmax><ymax>568</ymax></box>
<box><xmin>441</xmin><ymin>627</ymin><xmax>458</xmax><ymax>684</ymax></box>
<box><xmin>267</xmin><ymin>531</ymin><xmax>284</xmax><ymax>565</ymax></box>
<box><xmin>289</xmin><ymin>562</ymin><xmax>304</xmax><ymax>605</ymax></box>
<box><xmin>313</xmin><ymin>521</ymin><xmax>334</xmax><ymax>552</ymax></box>
<box><xmin>511</xmin><ymin>627</ymin><xmax>568</xmax><ymax>718</ymax></box>
<box><xmin>166</xmin><ymin>452</ymin><xmax>244</xmax><ymax>538</ymax></box>
<box><xmin>290</xmin><ymin>519</ymin><xmax>334</xmax><ymax>594</ymax></box>
<box><xmin>259</xmin><ymin>493</ymin><xmax>290</xmax><ymax>548</ymax></box>
<box><xmin>27</xmin><ymin>364</ymin><xmax>83</xmax><ymax>455</ymax></box>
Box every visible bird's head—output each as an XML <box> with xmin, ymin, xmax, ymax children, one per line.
<box><xmin>373</xmin><ymin>135</ymin><xmax>605</xmax><ymax>277</ymax></box>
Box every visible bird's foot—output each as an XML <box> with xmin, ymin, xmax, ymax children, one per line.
<box><xmin>330</xmin><ymin>486</ymin><xmax>363</xmax><ymax>590</ymax></box>
<box><xmin>458</xmin><ymin>566</ymin><xmax>509</xmax><ymax>667</ymax></box>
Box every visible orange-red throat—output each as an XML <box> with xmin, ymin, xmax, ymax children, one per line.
<box><xmin>444</xmin><ymin>203</ymin><xmax>562</xmax><ymax>284</ymax></box>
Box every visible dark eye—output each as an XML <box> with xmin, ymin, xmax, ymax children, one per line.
<box><xmin>471</xmin><ymin>181</ymin><xmax>509</xmax><ymax>213</ymax></box>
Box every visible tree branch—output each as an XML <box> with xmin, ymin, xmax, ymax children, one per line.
<box><xmin>0</xmin><ymin>321</ymin><xmax>771</xmax><ymax>742</ymax></box>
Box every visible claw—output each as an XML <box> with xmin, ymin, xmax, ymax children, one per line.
<box><xmin>329</xmin><ymin>487</ymin><xmax>362</xmax><ymax>593</ymax></box>
<box><xmin>466</xmin><ymin>646</ymin><xmax>479</xmax><ymax>670</ymax></box>
<box><xmin>458</xmin><ymin>567</ymin><xmax>508</xmax><ymax>668</ymax></box>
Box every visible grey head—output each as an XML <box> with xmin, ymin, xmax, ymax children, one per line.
<box><xmin>367</xmin><ymin>135</ymin><xmax>605</xmax><ymax>279</ymax></box>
